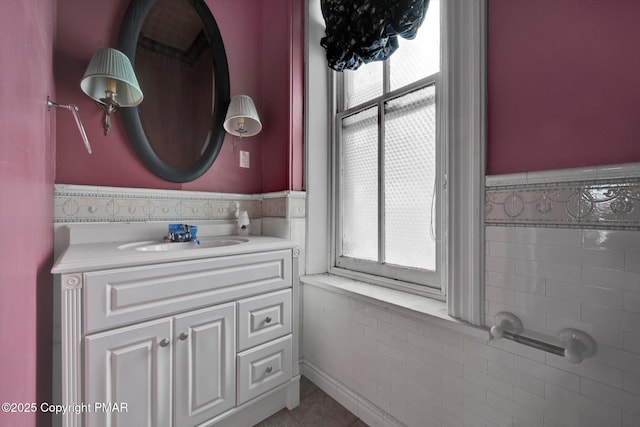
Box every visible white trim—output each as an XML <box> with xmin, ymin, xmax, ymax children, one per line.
<box><xmin>304</xmin><ymin>0</ymin><xmax>486</xmax><ymax>324</ymax></box>
<box><xmin>301</xmin><ymin>274</ymin><xmax>488</xmax><ymax>340</ymax></box>
<box><xmin>486</xmin><ymin>162</ymin><xmax>640</xmax><ymax>187</ymax></box>
<box><xmin>444</xmin><ymin>0</ymin><xmax>486</xmax><ymax>324</ymax></box>
<box><xmin>329</xmin><ymin>265</ymin><xmax>445</xmax><ymax>299</ymax></box>
<box><xmin>54</xmin><ymin>183</ymin><xmax>261</xmax><ymax>200</ymax></box>
<box><xmin>304</xmin><ymin>0</ymin><xmax>331</xmax><ymax>275</ymax></box>
<box><xmin>261</xmin><ymin>190</ymin><xmax>307</xmax><ymax>199</ymax></box>
<box><xmin>300</xmin><ymin>360</ymin><xmax>405</xmax><ymax>427</ymax></box>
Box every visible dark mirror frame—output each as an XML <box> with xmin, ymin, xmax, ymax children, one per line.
<box><xmin>117</xmin><ymin>0</ymin><xmax>230</xmax><ymax>183</ymax></box>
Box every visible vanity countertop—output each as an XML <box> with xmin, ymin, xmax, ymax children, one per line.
<box><xmin>52</xmin><ymin>235</ymin><xmax>297</xmax><ymax>274</ymax></box>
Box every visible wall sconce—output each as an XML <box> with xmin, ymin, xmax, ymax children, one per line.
<box><xmin>80</xmin><ymin>48</ymin><xmax>143</xmax><ymax>136</ymax></box>
<box><xmin>223</xmin><ymin>95</ymin><xmax>262</xmax><ymax>148</ymax></box>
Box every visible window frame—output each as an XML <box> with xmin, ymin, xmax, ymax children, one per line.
<box><xmin>332</xmin><ymin>62</ymin><xmax>445</xmax><ymax>297</ymax></box>
<box><xmin>304</xmin><ymin>0</ymin><xmax>486</xmax><ymax>324</ymax></box>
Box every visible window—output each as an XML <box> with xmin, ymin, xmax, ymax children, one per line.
<box><xmin>331</xmin><ymin>1</ymin><xmax>445</xmax><ymax>295</ymax></box>
<box><xmin>306</xmin><ymin>0</ymin><xmax>486</xmax><ymax>324</ymax></box>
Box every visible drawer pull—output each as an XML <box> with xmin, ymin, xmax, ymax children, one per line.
<box><xmin>179</xmin><ymin>332</ymin><xmax>189</xmax><ymax>341</ymax></box>
<box><xmin>265</xmin><ymin>317</ymin><xmax>272</xmax><ymax>324</ymax></box>
<box><xmin>159</xmin><ymin>338</ymin><xmax>170</xmax><ymax>348</ymax></box>
<box><xmin>265</xmin><ymin>366</ymin><xmax>273</xmax><ymax>374</ymax></box>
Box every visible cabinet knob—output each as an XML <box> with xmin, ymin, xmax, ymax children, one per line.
<box><xmin>159</xmin><ymin>338</ymin><xmax>170</xmax><ymax>348</ymax></box>
<box><xmin>179</xmin><ymin>332</ymin><xmax>189</xmax><ymax>341</ymax></box>
<box><xmin>265</xmin><ymin>317</ymin><xmax>272</xmax><ymax>324</ymax></box>
<box><xmin>265</xmin><ymin>366</ymin><xmax>273</xmax><ymax>374</ymax></box>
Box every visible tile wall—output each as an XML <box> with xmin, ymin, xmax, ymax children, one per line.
<box><xmin>484</xmin><ymin>225</ymin><xmax>640</xmax><ymax>427</ymax></box>
<box><xmin>301</xmin><ymin>168</ymin><xmax>640</xmax><ymax>427</ymax></box>
<box><xmin>53</xmin><ymin>184</ymin><xmax>262</xmax><ymax>223</ymax></box>
<box><xmin>53</xmin><ymin>184</ymin><xmax>307</xmax><ymax>273</ymax></box>
<box><xmin>262</xmin><ymin>191</ymin><xmax>307</xmax><ymax>275</ymax></box>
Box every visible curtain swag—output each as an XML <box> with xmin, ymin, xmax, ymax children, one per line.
<box><xmin>320</xmin><ymin>0</ymin><xmax>430</xmax><ymax>72</ymax></box>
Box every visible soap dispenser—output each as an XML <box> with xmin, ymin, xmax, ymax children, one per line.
<box><xmin>238</xmin><ymin>210</ymin><xmax>250</xmax><ymax>236</ymax></box>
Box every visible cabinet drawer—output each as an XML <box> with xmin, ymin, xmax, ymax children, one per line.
<box><xmin>84</xmin><ymin>250</ymin><xmax>291</xmax><ymax>333</ymax></box>
<box><xmin>237</xmin><ymin>335</ymin><xmax>292</xmax><ymax>405</ymax></box>
<box><xmin>238</xmin><ymin>289</ymin><xmax>291</xmax><ymax>351</ymax></box>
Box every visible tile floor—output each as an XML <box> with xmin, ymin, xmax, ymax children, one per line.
<box><xmin>253</xmin><ymin>376</ymin><xmax>368</xmax><ymax>427</ymax></box>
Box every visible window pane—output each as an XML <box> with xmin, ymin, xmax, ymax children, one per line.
<box><xmin>390</xmin><ymin>0</ymin><xmax>440</xmax><ymax>91</ymax></box>
<box><xmin>344</xmin><ymin>61</ymin><xmax>383</xmax><ymax>109</ymax></box>
<box><xmin>384</xmin><ymin>86</ymin><xmax>436</xmax><ymax>270</ymax></box>
<box><xmin>341</xmin><ymin>107</ymin><xmax>378</xmax><ymax>261</ymax></box>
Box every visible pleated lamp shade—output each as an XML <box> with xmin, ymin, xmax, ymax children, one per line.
<box><xmin>80</xmin><ymin>48</ymin><xmax>143</xmax><ymax>107</ymax></box>
<box><xmin>223</xmin><ymin>95</ymin><xmax>262</xmax><ymax>137</ymax></box>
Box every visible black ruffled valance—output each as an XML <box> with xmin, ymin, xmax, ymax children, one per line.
<box><xmin>320</xmin><ymin>0</ymin><xmax>430</xmax><ymax>72</ymax></box>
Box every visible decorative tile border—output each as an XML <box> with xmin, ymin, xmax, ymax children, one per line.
<box><xmin>485</xmin><ymin>164</ymin><xmax>640</xmax><ymax>229</ymax></box>
<box><xmin>261</xmin><ymin>197</ymin><xmax>287</xmax><ymax>218</ymax></box>
<box><xmin>54</xmin><ymin>184</ymin><xmax>305</xmax><ymax>223</ymax></box>
<box><xmin>262</xmin><ymin>191</ymin><xmax>306</xmax><ymax>219</ymax></box>
<box><xmin>288</xmin><ymin>192</ymin><xmax>307</xmax><ymax>219</ymax></box>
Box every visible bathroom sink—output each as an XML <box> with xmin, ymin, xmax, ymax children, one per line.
<box><xmin>118</xmin><ymin>237</ymin><xmax>249</xmax><ymax>252</ymax></box>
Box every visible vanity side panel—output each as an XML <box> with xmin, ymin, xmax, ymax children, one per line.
<box><xmin>56</xmin><ymin>274</ymin><xmax>84</xmax><ymax>427</ymax></box>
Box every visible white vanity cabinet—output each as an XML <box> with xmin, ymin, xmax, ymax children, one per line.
<box><xmin>53</xmin><ymin>238</ymin><xmax>300</xmax><ymax>427</ymax></box>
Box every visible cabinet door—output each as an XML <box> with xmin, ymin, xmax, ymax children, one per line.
<box><xmin>85</xmin><ymin>318</ymin><xmax>172</xmax><ymax>427</ymax></box>
<box><xmin>174</xmin><ymin>302</ymin><xmax>236</xmax><ymax>427</ymax></box>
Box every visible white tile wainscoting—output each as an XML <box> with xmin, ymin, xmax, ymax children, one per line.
<box><xmin>302</xmin><ymin>237</ymin><xmax>640</xmax><ymax>427</ymax></box>
<box><xmin>53</xmin><ymin>164</ymin><xmax>640</xmax><ymax>427</ymax></box>
<box><xmin>301</xmin><ymin>164</ymin><xmax>640</xmax><ymax>427</ymax></box>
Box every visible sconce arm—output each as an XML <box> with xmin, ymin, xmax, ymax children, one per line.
<box><xmin>47</xmin><ymin>96</ymin><xmax>92</xmax><ymax>154</ymax></box>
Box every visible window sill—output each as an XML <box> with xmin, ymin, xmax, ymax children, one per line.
<box><xmin>300</xmin><ymin>273</ymin><xmax>489</xmax><ymax>341</ymax></box>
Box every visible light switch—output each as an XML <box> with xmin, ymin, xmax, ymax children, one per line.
<box><xmin>240</xmin><ymin>150</ymin><xmax>250</xmax><ymax>168</ymax></box>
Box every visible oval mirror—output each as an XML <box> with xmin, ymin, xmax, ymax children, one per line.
<box><xmin>117</xmin><ymin>0</ymin><xmax>230</xmax><ymax>183</ymax></box>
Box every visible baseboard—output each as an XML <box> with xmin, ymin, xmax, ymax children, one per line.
<box><xmin>300</xmin><ymin>360</ymin><xmax>405</xmax><ymax>427</ymax></box>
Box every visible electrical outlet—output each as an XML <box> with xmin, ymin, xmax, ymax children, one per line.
<box><xmin>240</xmin><ymin>150</ymin><xmax>250</xmax><ymax>168</ymax></box>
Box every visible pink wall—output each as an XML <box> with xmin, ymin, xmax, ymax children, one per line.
<box><xmin>0</xmin><ymin>1</ymin><xmax>56</xmax><ymax>426</ymax></box>
<box><xmin>2</xmin><ymin>3</ymin><xmax>639</xmax><ymax>425</ymax></box>
<box><xmin>488</xmin><ymin>0</ymin><xmax>640</xmax><ymax>175</ymax></box>
<box><xmin>260</xmin><ymin>0</ymin><xmax>305</xmax><ymax>192</ymax></box>
<box><xmin>55</xmin><ymin>0</ymin><xmax>303</xmax><ymax>193</ymax></box>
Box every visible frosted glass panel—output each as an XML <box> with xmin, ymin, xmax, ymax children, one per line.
<box><xmin>384</xmin><ymin>86</ymin><xmax>436</xmax><ymax>270</ymax></box>
<box><xmin>390</xmin><ymin>0</ymin><xmax>440</xmax><ymax>91</ymax></box>
<box><xmin>344</xmin><ymin>61</ymin><xmax>383</xmax><ymax>109</ymax></box>
<box><xmin>341</xmin><ymin>107</ymin><xmax>378</xmax><ymax>261</ymax></box>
